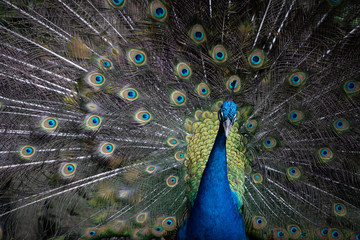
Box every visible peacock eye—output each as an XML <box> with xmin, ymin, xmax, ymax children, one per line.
<box><xmin>211</xmin><ymin>45</ymin><xmax>228</xmax><ymax>63</ymax></box>
<box><xmin>99</xmin><ymin>58</ymin><xmax>113</xmax><ymax>70</ymax></box>
<box><xmin>289</xmin><ymin>71</ymin><xmax>307</xmax><ymax>87</ymax></box>
<box><xmin>150</xmin><ymin>1</ymin><xmax>167</xmax><ymax>21</ymax></box>
<box><xmin>197</xmin><ymin>83</ymin><xmax>210</xmax><ymax>98</ymax></box>
<box><xmin>128</xmin><ymin>49</ymin><xmax>147</xmax><ymax>66</ymax></box>
<box><xmin>190</xmin><ymin>24</ymin><xmax>206</xmax><ymax>44</ymax></box>
<box><xmin>248</xmin><ymin>49</ymin><xmax>265</xmax><ymax>68</ymax></box>
<box><xmin>60</xmin><ymin>163</ymin><xmax>77</xmax><ymax>178</ymax></box>
<box><xmin>41</xmin><ymin>117</ymin><xmax>58</xmax><ymax>131</ymax></box>
<box><xmin>87</xmin><ymin>73</ymin><xmax>105</xmax><ymax>87</ymax></box>
<box><xmin>134</xmin><ymin>110</ymin><xmax>152</xmax><ymax>124</ymax></box>
<box><xmin>107</xmin><ymin>0</ymin><xmax>125</xmax><ymax>8</ymax></box>
<box><xmin>343</xmin><ymin>80</ymin><xmax>360</xmax><ymax>95</ymax></box>
<box><xmin>171</xmin><ymin>91</ymin><xmax>186</xmax><ymax>106</ymax></box>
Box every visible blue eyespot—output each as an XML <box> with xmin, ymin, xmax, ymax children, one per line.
<box><xmin>347</xmin><ymin>81</ymin><xmax>355</xmax><ymax>90</ymax></box>
<box><xmin>105</xmin><ymin>144</ymin><xmax>113</xmax><ymax>152</ymax></box>
<box><xmin>142</xmin><ymin>113</ymin><xmax>150</xmax><ymax>120</ymax></box>
<box><xmin>127</xmin><ymin>90</ymin><xmax>136</xmax><ymax>99</ymax></box>
<box><xmin>172</xmin><ymin>140</ymin><xmax>177</xmax><ymax>144</ymax></box>
<box><xmin>112</xmin><ymin>0</ymin><xmax>123</xmax><ymax>5</ymax></box>
<box><xmin>229</xmin><ymin>81</ymin><xmax>237</xmax><ymax>89</ymax></box>
<box><xmin>290</xmin><ymin>112</ymin><xmax>298</xmax><ymax>120</ymax></box>
<box><xmin>194</xmin><ymin>31</ymin><xmax>203</xmax><ymax>40</ymax></box>
<box><xmin>321</xmin><ymin>228</ymin><xmax>328</xmax><ymax>236</ymax></box>
<box><xmin>335</xmin><ymin>120</ymin><xmax>343</xmax><ymax>128</ymax></box>
<box><xmin>216</xmin><ymin>52</ymin><xmax>224</xmax><ymax>60</ymax></box>
<box><xmin>181</xmin><ymin>68</ymin><xmax>189</xmax><ymax>76</ymax></box>
<box><xmin>321</xmin><ymin>149</ymin><xmax>328</xmax><ymax>157</ymax></box>
<box><xmin>92</xmin><ymin>117</ymin><xmax>100</xmax><ymax>125</ymax></box>
<box><xmin>89</xmin><ymin>230</ymin><xmax>96</xmax><ymax>236</ymax></box>
<box><xmin>170</xmin><ymin>177</ymin><xmax>176</xmax><ymax>183</ymax></box>
<box><xmin>290</xmin><ymin>168</ymin><xmax>297</xmax><ymax>175</ymax></box>
<box><xmin>134</xmin><ymin>53</ymin><xmax>144</xmax><ymax>63</ymax></box>
<box><xmin>256</xmin><ymin>218</ymin><xmax>263</xmax><ymax>224</ymax></box>
<box><xmin>166</xmin><ymin>220</ymin><xmax>173</xmax><ymax>225</ymax></box>
<box><xmin>248</xmin><ymin>123</ymin><xmax>253</xmax><ymax>129</ymax></box>
<box><xmin>356</xmin><ymin>233</ymin><xmax>360</xmax><ymax>240</ymax></box>
<box><xmin>95</xmin><ymin>75</ymin><xmax>103</xmax><ymax>83</ymax></box>
<box><xmin>251</xmin><ymin>55</ymin><xmax>261</xmax><ymax>65</ymax></box>
<box><xmin>277</xmin><ymin>230</ymin><xmax>285</xmax><ymax>237</ymax></box>
<box><xmin>201</xmin><ymin>88</ymin><xmax>207</xmax><ymax>94</ymax></box>
<box><xmin>48</xmin><ymin>119</ymin><xmax>55</xmax><ymax>127</ymax></box>
<box><xmin>336</xmin><ymin>204</ymin><xmax>343</xmax><ymax>211</ymax></box>
<box><xmin>265</xmin><ymin>139</ymin><xmax>271</xmax><ymax>146</ymax></box>
<box><xmin>154</xmin><ymin>7</ymin><xmax>165</xmax><ymax>18</ymax></box>
<box><xmin>176</xmin><ymin>96</ymin><xmax>184</xmax><ymax>103</ymax></box>
<box><xmin>103</xmin><ymin>60</ymin><xmax>111</xmax><ymax>67</ymax></box>
<box><xmin>290</xmin><ymin>227</ymin><xmax>297</xmax><ymax>233</ymax></box>
<box><xmin>179</xmin><ymin>153</ymin><xmax>184</xmax><ymax>157</ymax></box>
<box><xmin>26</xmin><ymin>147</ymin><xmax>33</xmax><ymax>154</ymax></box>
<box><xmin>248</xmin><ymin>152</ymin><xmax>253</xmax><ymax>157</ymax></box>
<box><xmin>292</xmin><ymin>75</ymin><xmax>300</xmax><ymax>84</ymax></box>
<box><xmin>254</xmin><ymin>175</ymin><xmax>260</xmax><ymax>180</ymax></box>
<box><xmin>156</xmin><ymin>227</ymin><xmax>162</xmax><ymax>231</ymax></box>
<box><xmin>332</xmin><ymin>230</ymin><xmax>339</xmax><ymax>238</ymax></box>
<box><xmin>67</xmin><ymin>165</ymin><xmax>74</xmax><ymax>172</ymax></box>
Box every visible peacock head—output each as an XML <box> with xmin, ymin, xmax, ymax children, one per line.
<box><xmin>219</xmin><ymin>101</ymin><xmax>237</xmax><ymax>137</ymax></box>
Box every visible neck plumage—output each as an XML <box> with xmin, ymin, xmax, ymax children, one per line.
<box><xmin>184</xmin><ymin>123</ymin><xmax>247</xmax><ymax>240</ymax></box>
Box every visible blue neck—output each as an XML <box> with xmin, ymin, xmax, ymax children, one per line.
<box><xmin>184</xmin><ymin>124</ymin><xmax>247</xmax><ymax>240</ymax></box>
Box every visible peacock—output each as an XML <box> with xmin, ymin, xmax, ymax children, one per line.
<box><xmin>0</xmin><ymin>0</ymin><xmax>359</xmax><ymax>239</ymax></box>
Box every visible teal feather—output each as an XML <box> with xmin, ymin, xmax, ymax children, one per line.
<box><xmin>0</xmin><ymin>0</ymin><xmax>360</xmax><ymax>239</ymax></box>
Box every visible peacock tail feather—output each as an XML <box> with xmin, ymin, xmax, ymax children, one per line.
<box><xmin>0</xmin><ymin>0</ymin><xmax>359</xmax><ymax>239</ymax></box>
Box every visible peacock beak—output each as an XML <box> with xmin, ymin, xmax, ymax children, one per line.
<box><xmin>223</xmin><ymin>118</ymin><xmax>232</xmax><ymax>137</ymax></box>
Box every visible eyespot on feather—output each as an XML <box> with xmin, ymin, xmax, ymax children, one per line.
<box><xmin>286</xmin><ymin>167</ymin><xmax>301</xmax><ymax>180</ymax></box>
<box><xmin>226</xmin><ymin>75</ymin><xmax>241</xmax><ymax>92</ymax></box>
<box><xmin>149</xmin><ymin>1</ymin><xmax>167</xmax><ymax>21</ymax></box>
<box><xmin>100</xmin><ymin>142</ymin><xmax>115</xmax><ymax>155</ymax></box>
<box><xmin>171</xmin><ymin>91</ymin><xmax>186</xmax><ymax>106</ymax></box>
<box><xmin>287</xmin><ymin>225</ymin><xmax>301</xmax><ymax>239</ymax></box>
<box><xmin>190</xmin><ymin>24</ymin><xmax>206</xmax><ymax>44</ymax></box>
<box><xmin>288</xmin><ymin>110</ymin><xmax>304</xmax><ymax>124</ymax></box>
<box><xmin>20</xmin><ymin>146</ymin><xmax>36</xmax><ymax>158</ymax></box>
<box><xmin>174</xmin><ymin>151</ymin><xmax>185</xmax><ymax>161</ymax></box>
<box><xmin>136</xmin><ymin>213</ymin><xmax>148</xmax><ymax>223</ymax></box>
<box><xmin>263</xmin><ymin>137</ymin><xmax>277</xmax><ymax>150</ymax></box>
<box><xmin>332</xmin><ymin>118</ymin><xmax>349</xmax><ymax>133</ymax></box>
<box><xmin>128</xmin><ymin>49</ymin><xmax>147</xmax><ymax>66</ymax></box>
<box><xmin>211</xmin><ymin>45</ymin><xmax>228</xmax><ymax>63</ymax></box>
<box><xmin>85</xmin><ymin>115</ymin><xmax>102</xmax><ymax>130</ymax></box>
<box><xmin>134</xmin><ymin>110</ymin><xmax>152</xmax><ymax>124</ymax></box>
<box><xmin>197</xmin><ymin>83</ymin><xmax>210</xmax><ymax>98</ymax></box>
<box><xmin>99</xmin><ymin>58</ymin><xmax>113</xmax><ymax>70</ymax></box>
<box><xmin>289</xmin><ymin>71</ymin><xmax>307</xmax><ymax>87</ymax></box>
<box><xmin>176</xmin><ymin>62</ymin><xmax>192</xmax><ymax>79</ymax></box>
<box><xmin>87</xmin><ymin>73</ymin><xmax>105</xmax><ymax>87</ymax></box>
<box><xmin>107</xmin><ymin>0</ymin><xmax>126</xmax><ymax>8</ymax></box>
<box><xmin>167</xmin><ymin>138</ymin><xmax>178</xmax><ymax>147</ymax></box>
<box><xmin>343</xmin><ymin>80</ymin><xmax>360</xmax><ymax>95</ymax></box>
<box><xmin>245</xmin><ymin>119</ymin><xmax>257</xmax><ymax>132</ymax></box>
<box><xmin>162</xmin><ymin>217</ymin><xmax>176</xmax><ymax>231</ymax></box>
<box><xmin>166</xmin><ymin>176</ymin><xmax>178</xmax><ymax>187</ymax></box>
<box><xmin>252</xmin><ymin>216</ymin><xmax>267</xmax><ymax>229</ymax></box>
<box><xmin>317</xmin><ymin>147</ymin><xmax>334</xmax><ymax>162</ymax></box>
<box><xmin>252</xmin><ymin>173</ymin><xmax>263</xmax><ymax>183</ymax></box>
<box><xmin>333</xmin><ymin>203</ymin><xmax>346</xmax><ymax>216</ymax></box>
<box><xmin>119</xmin><ymin>87</ymin><xmax>139</xmax><ymax>101</ymax></box>
<box><xmin>248</xmin><ymin>49</ymin><xmax>265</xmax><ymax>68</ymax></box>
<box><xmin>60</xmin><ymin>163</ymin><xmax>77</xmax><ymax>178</ymax></box>
<box><xmin>41</xmin><ymin>117</ymin><xmax>58</xmax><ymax>131</ymax></box>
